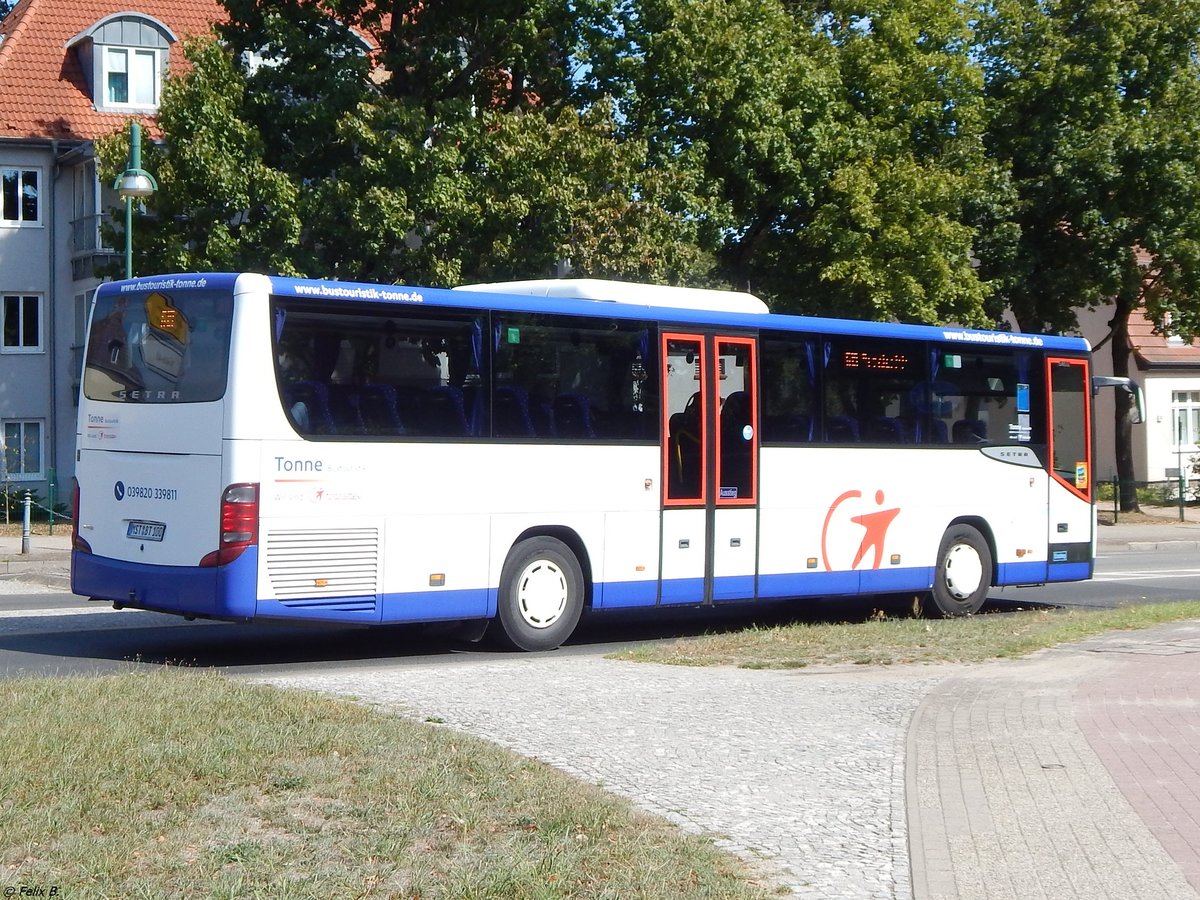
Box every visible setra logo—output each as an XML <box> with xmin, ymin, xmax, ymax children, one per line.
<box><xmin>114</xmin><ymin>481</ymin><xmax>126</xmax><ymax>501</ymax></box>
<box><xmin>820</xmin><ymin>489</ymin><xmax>901</xmax><ymax>572</ymax></box>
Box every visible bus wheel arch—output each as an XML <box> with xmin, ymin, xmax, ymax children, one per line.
<box><xmin>511</xmin><ymin>525</ymin><xmax>594</xmax><ymax>606</ymax></box>
<box><xmin>493</xmin><ymin>530</ymin><xmax>589</xmax><ymax>651</ymax></box>
<box><xmin>929</xmin><ymin>519</ymin><xmax>994</xmax><ymax>617</ymax></box>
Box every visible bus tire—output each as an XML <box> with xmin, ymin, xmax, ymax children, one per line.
<box><xmin>494</xmin><ymin>537</ymin><xmax>585</xmax><ymax>651</ymax></box>
<box><xmin>930</xmin><ymin>524</ymin><xmax>992</xmax><ymax>617</ymax></box>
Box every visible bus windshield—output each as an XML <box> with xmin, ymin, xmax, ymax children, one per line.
<box><xmin>83</xmin><ymin>289</ymin><xmax>233</xmax><ymax>403</ymax></box>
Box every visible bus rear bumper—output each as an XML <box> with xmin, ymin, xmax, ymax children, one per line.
<box><xmin>71</xmin><ymin>548</ymin><xmax>258</xmax><ymax>620</ymax></box>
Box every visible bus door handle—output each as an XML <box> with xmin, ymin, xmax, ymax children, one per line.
<box><xmin>678</xmin><ymin>539</ymin><xmax>690</xmax><ymax>549</ymax></box>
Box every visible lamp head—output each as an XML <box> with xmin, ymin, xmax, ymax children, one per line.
<box><xmin>116</xmin><ymin>170</ymin><xmax>157</xmax><ymax>198</ymax></box>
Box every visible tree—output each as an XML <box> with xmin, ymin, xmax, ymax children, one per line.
<box><xmin>108</xmin><ymin>0</ymin><xmax>715</xmax><ymax>287</ymax></box>
<box><xmin>976</xmin><ymin>0</ymin><xmax>1200</xmax><ymax>510</ymax></box>
<box><xmin>609</xmin><ymin>0</ymin><xmax>998</xmax><ymax>324</ymax></box>
<box><xmin>0</xmin><ymin>1</ymin><xmax>15</xmax><ymax>23</ymax></box>
<box><xmin>98</xmin><ymin>39</ymin><xmax>303</xmax><ymax>276</ymax></box>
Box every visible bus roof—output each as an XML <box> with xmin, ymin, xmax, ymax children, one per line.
<box><xmin>97</xmin><ymin>272</ymin><xmax>1091</xmax><ymax>354</ymax></box>
<box><xmin>453</xmin><ymin>278</ymin><xmax>771</xmax><ymax>315</ymax></box>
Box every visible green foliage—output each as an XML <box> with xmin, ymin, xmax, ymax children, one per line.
<box><xmin>115</xmin><ymin>2</ymin><xmax>717</xmax><ymax>287</ymax></box>
<box><xmin>98</xmin><ymin>39</ymin><xmax>303</xmax><ymax>276</ymax></box>
<box><xmin>976</xmin><ymin>0</ymin><xmax>1200</xmax><ymax>336</ymax></box>
<box><xmin>604</xmin><ymin>0</ymin><xmax>997</xmax><ymax>322</ymax></box>
<box><xmin>104</xmin><ymin>0</ymin><xmax>1200</xmax><ymax>342</ymax></box>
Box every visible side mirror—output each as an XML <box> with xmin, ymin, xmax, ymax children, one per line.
<box><xmin>1092</xmin><ymin>375</ymin><xmax>1145</xmax><ymax>425</ymax></box>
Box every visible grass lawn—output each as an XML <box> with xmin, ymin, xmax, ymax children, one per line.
<box><xmin>0</xmin><ymin>671</ymin><xmax>776</xmax><ymax>899</ymax></box>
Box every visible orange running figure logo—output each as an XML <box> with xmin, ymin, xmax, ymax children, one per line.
<box><xmin>821</xmin><ymin>489</ymin><xmax>902</xmax><ymax>571</ymax></box>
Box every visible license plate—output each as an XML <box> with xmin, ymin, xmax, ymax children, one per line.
<box><xmin>127</xmin><ymin>521</ymin><xmax>166</xmax><ymax>542</ymax></box>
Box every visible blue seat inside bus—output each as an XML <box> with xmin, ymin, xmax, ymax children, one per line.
<box><xmin>359</xmin><ymin>384</ymin><xmax>406</xmax><ymax>434</ymax></box>
<box><xmin>953</xmin><ymin>418</ymin><xmax>987</xmax><ymax>443</ymax></box>
<box><xmin>825</xmin><ymin>415</ymin><xmax>860</xmax><ymax>442</ymax></box>
<box><xmin>720</xmin><ymin>391</ymin><xmax>753</xmax><ymax>494</ymax></box>
<box><xmin>553</xmin><ymin>393</ymin><xmax>595</xmax><ymax>438</ymax></box>
<box><xmin>425</xmin><ymin>386</ymin><xmax>469</xmax><ymax>435</ymax></box>
<box><xmin>763</xmin><ymin>414</ymin><xmax>814</xmax><ymax>442</ymax></box>
<box><xmin>923</xmin><ymin>418</ymin><xmax>949</xmax><ymax>443</ymax></box>
<box><xmin>494</xmin><ymin>385</ymin><xmax>535</xmax><ymax>437</ymax></box>
<box><xmin>668</xmin><ymin>392</ymin><xmax>703</xmax><ymax>496</ymax></box>
<box><xmin>863</xmin><ymin>416</ymin><xmax>902</xmax><ymax>443</ymax></box>
<box><xmin>283</xmin><ymin>380</ymin><xmax>335</xmax><ymax>433</ymax></box>
<box><xmin>326</xmin><ymin>385</ymin><xmax>367</xmax><ymax>435</ymax></box>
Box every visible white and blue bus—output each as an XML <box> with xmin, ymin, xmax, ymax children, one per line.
<box><xmin>73</xmin><ymin>272</ymin><xmax>1110</xmax><ymax>650</ymax></box>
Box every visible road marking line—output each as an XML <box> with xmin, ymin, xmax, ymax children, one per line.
<box><xmin>1093</xmin><ymin>571</ymin><xmax>1200</xmax><ymax>582</ymax></box>
<box><xmin>0</xmin><ymin>606</ymin><xmax>138</xmax><ymax>619</ymax></box>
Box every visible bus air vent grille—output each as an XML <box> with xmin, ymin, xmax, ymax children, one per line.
<box><xmin>266</xmin><ymin>528</ymin><xmax>380</xmax><ymax>600</ymax></box>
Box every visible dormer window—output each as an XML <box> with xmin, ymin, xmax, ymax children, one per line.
<box><xmin>1162</xmin><ymin>313</ymin><xmax>1187</xmax><ymax>347</ymax></box>
<box><xmin>105</xmin><ymin>47</ymin><xmax>159</xmax><ymax>107</ymax></box>
<box><xmin>67</xmin><ymin>13</ymin><xmax>177</xmax><ymax>114</ymax></box>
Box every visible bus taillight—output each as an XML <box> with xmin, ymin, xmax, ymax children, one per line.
<box><xmin>199</xmin><ymin>483</ymin><xmax>259</xmax><ymax>567</ymax></box>
<box><xmin>71</xmin><ymin>478</ymin><xmax>91</xmax><ymax>554</ymax></box>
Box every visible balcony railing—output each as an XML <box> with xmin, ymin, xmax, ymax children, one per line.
<box><xmin>71</xmin><ymin>214</ymin><xmax>119</xmax><ymax>256</ymax></box>
<box><xmin>70</xmin><ymin>214</ymin><xmax>121</xmax><ymax>282</ymax></box>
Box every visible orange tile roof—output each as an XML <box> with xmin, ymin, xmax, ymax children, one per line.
<box><xmin>0</xmin><ymin>0</ymin><xmax>225</xmax><ymax>141</ymax></box>
<box><xmin>1128</xmin><ymin>307</ymin><xmax>1200</xmax><ymax>369</ymax></box>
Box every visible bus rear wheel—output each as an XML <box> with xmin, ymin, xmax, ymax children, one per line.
<box><xmin>930</xmin><ymin>524</ymin><xmax>992</xmax><ymax>617</ymax></box>
<box><xmin>494</xmin><ymin>537</ymin><xmax>584</xmax><ymax>651</ymax></box>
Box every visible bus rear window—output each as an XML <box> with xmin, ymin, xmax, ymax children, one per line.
<box><xmin>83</xmin><ymin>290</ymin><xmax>233</xmax><ymax>403</ymax></box>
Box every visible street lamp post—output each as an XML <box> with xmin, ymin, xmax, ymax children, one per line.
<box><xmin>114</xmin><ymin>121</ymin><xmax>158</xmax><ymax>280</ymax></box>
<box><xmin>1179</xmin><ymin>417</ymin><xmax>1188</xmax><ymax>522</ymax></box>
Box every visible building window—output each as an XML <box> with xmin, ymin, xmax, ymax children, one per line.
<box><xmin>2</xmin><ymin>420</ymin><xmax>42</xmax><ymax>481</ymax></box>
<box><xmin>2</xmin><ymin>294</ymin><xmax>42</xmax><ymax>352</ymax></box>
<box><xmin>1171</xmin><ymin>391</ymin><xmax>1200</xmax><ymax>448</ymax></box>
<box><xmin>1</xmin><ymin>168</ymin><xmax>40</xmax><ymax>225</ymax></box>
<box><xmin>104</xmin><ymin>47</ymin><xmax>159</xmax><ymax>108</ymax></box>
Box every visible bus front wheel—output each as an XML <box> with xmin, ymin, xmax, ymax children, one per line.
<box><xmin>930</xmin><ymin>525</ymin><xmax>992</xmax><ymax>617</ymax></box>
<box><xmin>494</xmin><ymin>537</ymin><xmax>585</xmax><ymax>651</ymax></box>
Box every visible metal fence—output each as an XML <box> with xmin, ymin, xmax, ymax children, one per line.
<box><xmin>1098</xmin><ymin>477</ymin><xmax>1198</xmax><ymax>522</ymax></box>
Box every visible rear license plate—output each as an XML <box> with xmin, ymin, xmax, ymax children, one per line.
<box><xmin>127</xmin><ymin>521</ymin><xmax>165</xmax><ymax>542</ymax></box>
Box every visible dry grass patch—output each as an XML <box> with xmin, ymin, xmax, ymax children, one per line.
<box><xmin>609</xmin><ymin>603</ymin><xmax>1200</xmax><ymax>669</ymax></box>
<box><xmin>0</xmin><ymin>671</ymin><xmax>776</xmax><ymax>899</ymax></box>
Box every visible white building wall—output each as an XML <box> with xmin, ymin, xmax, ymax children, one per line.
<box><xmin>1075</xmin><ymin>303</ymin><xmax>1200</xmax><ymax>486</ymax></box>
<box><xmin>1143</xmin><ymin>376</ymin><xmax>1200</xmax><ymax>482</ymax></box>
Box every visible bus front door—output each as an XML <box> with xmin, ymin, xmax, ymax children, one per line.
<box><xmin>1046</xmin><ymin>356</ymin><xmax>1094</xmax><ymax>580</ymax></box>
<box><xmin>660</xmin><ymin>333</ymin><xmax>760</xmax><ymax>604</ymax></box>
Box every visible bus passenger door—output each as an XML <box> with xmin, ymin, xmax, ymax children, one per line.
<box><xmin>660</xmin><ymin>333</ymin><xmax>760</xmax><ymax>604</ymax></box>
<box><xmin>1046</xmin><ymin>356</ymin><xmax>1094</xmax><ymax>580</ymax></box>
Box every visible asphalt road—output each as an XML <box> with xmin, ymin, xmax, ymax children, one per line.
<box><xmin>0</xmin><ymin>547</ymin><xmax>1197</xmax><ymax>678</ymax></box>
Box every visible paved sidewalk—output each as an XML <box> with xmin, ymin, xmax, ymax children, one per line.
<box><xmin>247</xmin><ymin>621</ymin><xmax>1200</xmax><ymax>899</ymax></box>
<box><xmin>908</xmin><ymin>622</ymin><xmax>1200</xmax><ymax>899</ymax></box>
<box><xmin>0</xmin><ymin>529</ymin><xmax>71</xmax><ymax>590</ymax></box>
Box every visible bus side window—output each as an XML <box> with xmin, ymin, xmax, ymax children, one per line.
<box><xmin>931</xmin><ymin>347</ymin><xmax>1044</xmax><ymax>447</ymax></box>
<box><xmin>493</xmin><ymin>314</ymin><xmax>657</xmax><ymax>443</ymax></box>
<box><xmin>760</xmin><ymin>337</ymin><xmax>816</xmax><ymax>444</ymax></box>
<box><xmin>823</xmin><ymin>337</ymin><xmax>926</xmax><ymax>445</ymax></box>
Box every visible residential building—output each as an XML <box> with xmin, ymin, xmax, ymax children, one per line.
<box><xmin>0</xmin><ymin>0</ymin><xmax>224</xmax><ymax>505</ymax></box>
<box><xmin>1081</xmin><ymin>304</ymin><xmax>1200</xmax><ymax>488</ymax></box>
